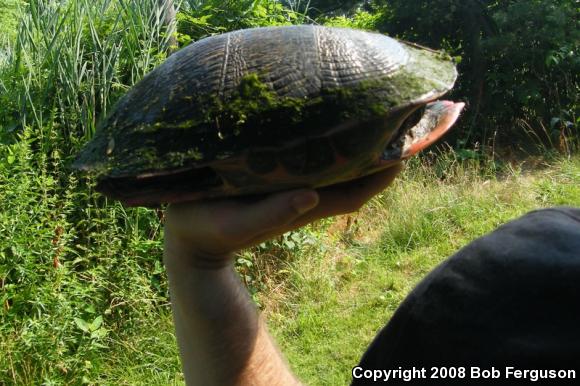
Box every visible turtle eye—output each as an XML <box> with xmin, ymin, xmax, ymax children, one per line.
<box><xmin>399</xmin><ymin>106</ymin><xmax>426</xmax><ymax>138</ymax></box>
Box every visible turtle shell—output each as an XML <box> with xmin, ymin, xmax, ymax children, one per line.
<box><xmin>74</xmin><ymin>25</ymin><xmax>462</xmax><ymax>207</ymax></box>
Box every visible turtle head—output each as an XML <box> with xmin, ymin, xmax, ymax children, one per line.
<box><xmin>382</xmin><ymin>100</ymin><xmax>465</xmax><ymax>161</ymax></box>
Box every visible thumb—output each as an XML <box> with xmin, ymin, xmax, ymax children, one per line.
<box><xmin>231</xmin><ymin>189</ymin><xmax>319</xmax><ymax>240</ymax></box>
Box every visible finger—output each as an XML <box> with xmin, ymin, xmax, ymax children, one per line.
<box><xmin>221</xmin><ymin>189</ymin><xmax>319</xmax><ymax>241</ymax></box>
<box><xmin>289</xmin><ymin>163</ymin><xmax>404</xmax><ymax>227</ymax></box>
<box><xmin>244</xmin><ymin>164</ymin><xmax>404</xmax><ymax>245</ymax></box>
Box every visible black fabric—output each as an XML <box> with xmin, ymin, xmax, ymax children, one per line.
<box><xmin>352</xmin><ymin>207</ymin><xmax>580</xmax><ymax>385</ymax></box>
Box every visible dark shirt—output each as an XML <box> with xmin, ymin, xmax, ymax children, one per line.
<box><xmin>353</xmin><ymin>207</ymin><xmax>580</xmax><ymax>385</ymax></box>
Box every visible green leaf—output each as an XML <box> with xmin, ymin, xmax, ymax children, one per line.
<box><xmin>89</xmin><ymin>316</ymin><xmax>103</xmax><ymax>331</ymax></box>
<box><xmin>90</xmin><ymin>328</ymin><xmax>107</xmax><ymax>339</ymax></box>
<box><xmin>74</xmin><ymin>318</ymin><xmax>90</xmax><ymax>333</ymax></box>
<box><xmin>90</xmin><ymin>342</ymin><xmax>108</xmax><ymax>349</ymax></box>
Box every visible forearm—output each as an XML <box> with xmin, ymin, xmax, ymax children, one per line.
<box><xmin>160</xmin><ymin>169</ymin><xmax>402</xmax><ymax>384</ymax></box>
<box><xmin>164</xmin><ymin>244</ymin><xmax>301</xmax><ymax>385</ymax></box>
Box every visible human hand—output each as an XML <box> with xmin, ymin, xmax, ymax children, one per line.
<box><xmin>164</xmin><ymin>164</ymin><xmax>403</xmax><ymax>269</ymax></box>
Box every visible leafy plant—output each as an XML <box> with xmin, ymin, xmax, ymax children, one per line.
<box><xmin>368</xmin><ymin>0</ymin><xmax>578</xmax><ymax>151</ymax></box>
<box><xmin>178</xmin><ymin>0</ymin><xmax>298</xmax><ymax>43</ymax></box>
<box><xmin>0</xmin><ymin>0</ymin><xmax>578</xmax><ymax>383</ymax></box>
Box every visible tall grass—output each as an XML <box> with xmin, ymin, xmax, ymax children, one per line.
<box><xmin>0</xmin><ymin>1</ymin><xmax>301</xmax><ymax>383</ymax></box>
<box><xmin>0</xmin><ymin>1</ymin><xmax>578</xmax><ymax>384</ymax></box>
<box><xmin>1</xmin><ymin>0</ymin><xmax>176</xmax><ymax>152</ymax></box>
<box><xmin>0</xmin><ymin>0</ymin><xmax>179</xmax><ymax>383</ymax></box>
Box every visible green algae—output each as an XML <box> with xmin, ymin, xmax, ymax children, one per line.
<box><xmin>213</xmin><ymin>73</ymin><xmax>310</xmax><ymax>135</ymax></box>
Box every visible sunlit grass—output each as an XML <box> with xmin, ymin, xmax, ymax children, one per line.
<box><xmin>0</xmin><ymin>0</ymin><xmax>578</xmax><ymax>384</ymax></box>
<box><xmin>1</xmin><ymin>135</ymin><xmax>577</xmax><ymax>384</ymax></box>
<box><xmin>266</xmin><ymin>154</ymin><xmax>579</xmax><ymax>385</ymax></box>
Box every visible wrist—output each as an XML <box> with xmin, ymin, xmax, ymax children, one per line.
<box><xmin>165</xmin><ymin>258</ymin><xmax>259</xmax><ymax>337</ymax></box>
<box><xmin>163</xmin><ymin>230</ymin><xmax>235</xmax><ymax>271</ymax></box>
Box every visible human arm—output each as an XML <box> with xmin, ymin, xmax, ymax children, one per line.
<box><xmin>163</xmin><ymin>164</ymin><xmax>403</xmax><ymax>385</ymax></box>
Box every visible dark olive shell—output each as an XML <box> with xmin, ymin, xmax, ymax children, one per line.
<box><xmin>73</xmin><ymin>25</ymin><xmax>458</xmax><ymax>206</ymax></box>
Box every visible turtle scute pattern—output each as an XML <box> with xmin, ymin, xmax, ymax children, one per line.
<box><xmin>73</xmin><ymin>25</ymin><xmax>458</xmax><ymax>205</ymax></box>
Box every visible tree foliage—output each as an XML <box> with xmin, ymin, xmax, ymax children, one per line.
<box><xmin>283</xmin><ymin>0</ymin><xmax>367</xmax><ymax>16</ymax></box>
<box><xmin>482</xmin><ymin>0</ymin><xmax>578</xmax><ymax>146</ymax></box>
<box><xmin>177</xmin><ymin>0</ymin><xmax>299</xmax><ymax>44</ymax></box>
<box><xmin>362</xmin><ymin>0</ymin><xmax>578</xmax><ymax>150</ymax></box>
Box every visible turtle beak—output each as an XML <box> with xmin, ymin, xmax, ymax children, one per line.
<box><xmin>400</xmin><ymin>100</ymin><xmax>465</xmax><ymax>158</ymax></box>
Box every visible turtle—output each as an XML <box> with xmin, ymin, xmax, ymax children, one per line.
<box><xmin>73</xmin><ymin>25</ymin><xmax>464</xmax><ymax>207</ymax></box>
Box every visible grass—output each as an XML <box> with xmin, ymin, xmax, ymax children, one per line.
<box><xmin>0</xmin><ymin>1</ymin><xmax>578</xmax><ymax>384</ymax></box>
<box><xmin>0</xmin><ymin>1</ymin><xmax>298</xmax><ymax>383</ymax></box>
<box><xmin>262</xmin><ymin>154</ymin><xmax>580</xmax><ymax>385</ymax></box>
<box><xmin>1</xmin><ymin>139</ymin><xmax>577</xmax><ymax>384</ymax></box>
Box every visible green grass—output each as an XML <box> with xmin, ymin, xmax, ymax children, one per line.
<box><xmin>0</xmin><ymin>1</ymin><xmax>22</xmax><ymax>42</ymax></box>
<box><xmin>0</xmin><ymin>1</ymin><xmax>299</xmax><ymax>383</ymax></box>
<box><xmin>0</xmin><ymin>1</ymin><xmax>578</xmax><ymax>384</ymax></box>
<box><xmin>264</xmin><ymin>154</ymin><xmax>580</xmax><ymax>385</ymax></box>
<box><xmin>1</xmin><ymin>143</ymin><xmax>577</xmax><ymax>385</ymax></box>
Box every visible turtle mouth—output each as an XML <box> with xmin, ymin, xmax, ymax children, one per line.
<box><xmin>382</xmin><ymin>100</ymin><xmax>465</xmax><ymax>160</ymax></box>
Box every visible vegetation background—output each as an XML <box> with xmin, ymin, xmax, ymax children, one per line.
<box><xmin>0</xmin><ymin>0</ymin><xmax>578</xmax><ymax>384</ymax></box>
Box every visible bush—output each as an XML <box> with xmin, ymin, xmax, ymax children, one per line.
<box><xmin>368</xmin><ymin>0</ymin><xmax>579</xmax><ymax>151</ymax></box>
<box><xmin>0</xmin><ymin>1</ymin><xmax>176</xmax><ymax>382</ymax></box>
<box><xmin>0</xmin><ymin>128</ymin><xmax>167</xmax><ymax>382</ymax></box>
<box><xmin>178</xmin><ymin>0</ymin><xmax>300</xmax><ymax>44</ymax></box>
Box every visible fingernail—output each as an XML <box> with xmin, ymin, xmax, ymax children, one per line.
<box><xmin>292</xmin><ymin>192</ymin><xmax>318</xmax><ymax>214</ymax></box>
